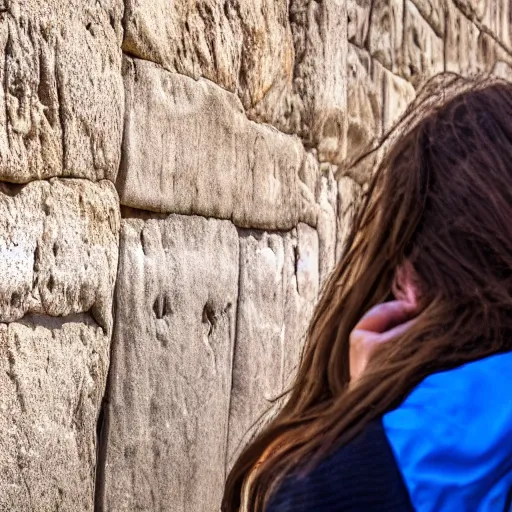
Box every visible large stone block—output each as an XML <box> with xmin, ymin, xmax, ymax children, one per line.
<box><xmin>346</xmin><ymin>45</ymin><xmax>383</xmax><ymax>163</ymax></box>
<box><xmin>316</xmin><ymin>166</ymin><xmax>338</xmax><ymax>285</ymax></box>
<box><xmin>0</xmin><ymin>1</ymin><xmax>124</xmax><ymax>182</ymax></box>
<box><xmin>347</xmin><ymin>0</ymin><xmax>371</xmax><ymax>47</ymax></box>
<box><xmin>367</xmin><ymin>0</ymin><xmax>404</xmax><ymax>73</ymax></box>
<box><xmin>456</xmin><ymin>0</ymin><xmax>510</xmax><ymax>50</ymax></box>
<box><xmin>482</xmin><ymin>1</ymin><xmax>510</xmax><ymax>48</ymax></box>
<box><xmin>99</xmin><ymin>215</ymin><xmax>239</xmax><ymax>512</ymax></box>
<box><xmin>123</xmin><ymin>0</ymin><xmax>347</xmax><ymax>163</ymax></box>
<box><xmin>0</xmin><ymin>179</ymin><xmax>120</xmax><ymax>332</ymax></box>
<box><xmin>118</xmin><ymin>57</ymin><xmax>305</xmax><ymax>230</ymax></box>
<box><xmin>401</xmin><ymin>0</ymin><xmax>443</xmax><ymax>87</ymax></box>
<box><xmin>0</xmin><ymin>315</ymin><xmax>110</xmax><ymax>511</ymax></box>
<box><xmin>272</xmin><ymin>0</ymin><xmax>348</xmax><ymax>162</ymax></box>
<box><xmin>382</xmin><ymin>66</ymin><xmax>415</xmax><ymax>132</ymax></box>
<box><xmin>475</xmin><ymin>31</ymin><xmax>512</xmax><ymax>74</ymax></box>
<box><xmin>123</xmin><ymin>0</ymin><xmax>293</xmax><ymax>114</ymax></box>
<box><xmin>454</xmin><ymin>0</ymin><xmax>486</xmax><ymax>21</ymax></box>
<box><xmin>445</xmin><ymin>4</ymin><xmax>480</xmax><ymax>75</ymax></box>
<box><xmin>228</xmin><ymin>227</ymin><xmax>319</xmax><ymax>463</ymax></box>
<box><xmin>410</xmin><ymin>0</ymin><xmax>445</xmax><ymax>36</ymax></box>
<box><xmin>337</xmin><ymin>177</ymin><xmax>364</xmax><ymax>261</ymax></box>
<box><xmin>282</xmin><ymin>223</ymin><xmax>319</xmax><ymax>387</ymax></box>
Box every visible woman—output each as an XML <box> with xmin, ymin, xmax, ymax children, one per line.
<box><xmin>222</xmin><ymin>74</ymin><xmax>512</xmax><ymax>512</ymax></box>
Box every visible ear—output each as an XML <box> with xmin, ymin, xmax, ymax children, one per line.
<box><xmin>392</xmin><ymin>260</ymin><xmax>419</xmax><ymax>307</ymax></box>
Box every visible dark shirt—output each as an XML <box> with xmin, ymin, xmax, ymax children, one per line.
<box><xmin>267</xmin><ymin>420</ymin><xmax>414</xmax><ymax>512</ymax></box>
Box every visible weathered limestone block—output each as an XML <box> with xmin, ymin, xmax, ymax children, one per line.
<box><xmin>336</xmin><ymin>177</ymin><xmax>364</xmax><ymax>261</ymax></box>
<box><xmin>445</xmin><ymin>4</ymin><xmax>480</xmax><ymax>74</ymax></box>
<box><xmin>456</xmin><ymin>0</ymin><xmax>510</xmax><ymax>50</ymax></box>
<box><xmin>482</xmin><ymin>1</ymin><xmax>510</xmax><ymax>49</ymax></box>
<box><xmin>0</xmin><ymin>315</ymin><xmax>110</xmax><ymax>511</ymax></box>
<box><xmin>276</xmin><ymin>0</ymin><xmax>347</xmax><ymax>162</ymax></box>
<box><xmin>228</xmin><ymin>232</ymin><xmax>287</xmax><ymax>461</ymax></box>
<box><xmin>123</xmin><ymin>0</ymin><xmax>347</xmax><ymax>163</ymax></box>
<box><xmin>410</xmin><ymin>0</ymin><xmax>445</xmax><ymax>37</ymax></box>
<box><xmin>346</xmin><ymin>45</ymin><xmax>383</xmax><ymax>163</ymax></box>
<box><xmin>0</xmin><ymin>179</ymin><xmax>120</xmax><ymax>332</ymax></box>
<box><xmin>382</xmin><ymin>66</ymin><xmax>416</xmax><ymax>132</ymax></box>
<box><xmin>492</xmin><ymin>60</ymin><xmax>512</xmax><ymax>82</ymax></box>
<box><xmin>316</xmin><ymin>166</ymin><xmax>338</xmax><ymax>285</ymax></box>
<box><xmin>118</xmin><ymin>57</ymin><xmax>305</xmax><ymax>230</ymax></box>
<box><xmin>347</xmin><ymin>0</ymin><xmax>371</xmax><ymax>47</ymax></box>
<box><xmin>282</xmin><ymin>224</ymin><xmax>319</xmax><ymax>387</ymax></box>
<box><xmin>454</xmin><ymin>0</ymin><xmax>486</xmax><ymax>21</ymax></box>
<box><xmin>100</xmin><ymin>215</ymin><xmax>239</xmax><ymax>512</ymax></box>
<box><xmin>123</xmin><ymin>0</ymin><xmax>293</xmax><ymax>114</ymax></box>
<box><xmin>367</xmin><ymin>0</ymin><xmax>404</xmax><ymax>73</ymax></box>
<box><xmin>0</xmin><ymin>1</ymin><xmax>124</xmax><ymax>182</ymax></box>
<box><xmin>228</xmin><ymin>228</ymin><xmax>319</xmax><ymax>462</ymax></box>
<box><xmin>298</xmin><ymin>151</ymin><xmax>320</xmax><ymax>227</ymax></box>
<box><xmin>476</xmin><ymin>31</ymin><xmax>512</xmax><ymax>74</ymax></box>
<box><xmin>401</xmin><ymin>1</ymin><xmax>443</xmax><ymax>87</ymax></box>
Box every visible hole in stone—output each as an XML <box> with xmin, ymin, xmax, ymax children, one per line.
<box><xmin>109</xmin><ymin>13</ymin><xmax>116</xmax><ymax>29</ymax></box>
<box><xmin>412</xmin><ymin>28</ymin><xmax>421</xmax><ymax>48</ymax></box>
<box><xmin>202</xmin><ymin>304</ymin><xmax>216</xmax><ymax>336</ymax></box>
<box><xmin>48</xmin><ymin>275</ymin><xmax>55</xmax><ymax>293</ymax></box>
<box><xmin>153</xmin><ymin>295</ymin><xmax>172</xmax><ymax>320</ymax></box>
<box><xmin>10</xmin><ymin>292</ymin><xmax>21</xmax><ymax>308</ymax></box>
<box><xmin>33</xmin><ymin>244</ymin><xmax>39</xmax><ymax>273</ymax></box>
<box><xmin>0</xmin><ymin>182</ymin><xmax>26</xmax><ymax>197</ymax></box>
<box><xmin>53</xmin><ymin>243</ymin><xmax>58</xmax><ymax>257</ymax></box>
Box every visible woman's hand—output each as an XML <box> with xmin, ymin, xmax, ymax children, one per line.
<box><xmin>349</xmin><ymin>300</ymin><xmax>418</xmax><ymax>383</ymax></box>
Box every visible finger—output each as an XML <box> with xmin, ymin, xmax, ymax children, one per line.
<box><xmin>355</xmin><ymin>300</ymin><xmax>418</xmax><ymax>334</ymax></box>
<box><xmin>371</xmin><ymin>318</ymin><xmax>417</xmax><ymax>344</ymax></box>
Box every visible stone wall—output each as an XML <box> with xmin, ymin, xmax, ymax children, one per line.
<box><xmin>0</xmin><ymin>1</ymin><xmax>511</xmax><ymax>511</ymax></box>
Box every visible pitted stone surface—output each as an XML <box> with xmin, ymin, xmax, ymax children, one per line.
<box><xmin>0</xmin><ymin>315</ymin><xmax>110</xmax><ymax>511</ymax></box>
<box><xmin>228</xmin><ymin>227</ymin><xmax>319</xmax><ymax>464</ymax></box>
<box><xmin>100</xmin><ymin>215</ymin><xmax>239</xmax><ymax>512</ymax></box>
<box><xmin>0</xmin><ymin>179</ymin><xmax>120</xmax><ymax>332</ymax></box>
<box><xmin>118</xmin><ymin>57</ymin><xmax>304</xmax><ymax>230</ymax></box>
<box><xmin>0</xmin><ymin>1</ymin><xmax>124</xmax><ymax>182</ymax></box>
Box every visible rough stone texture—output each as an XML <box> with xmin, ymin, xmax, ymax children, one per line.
<box><xmin>0</xmin><ymin>315</ymin><xmax>110</xmax><ymax>511</ymax></box>
<box><xmin>401</xmin><ymin>0</ymin><xmax>444</xmax><ymax>87</ymax></box>
<box><xmin>3</xmin><ymin>1</ymin><xmax>512</xmax><ymax>511</ymax></box>
<box><xmin>228</xmin><ymin>228</ymin><xmax>319</xmax><ymax>464</ymax></box>
<box><xmin>271</xmin><ymin>0</ymin><xmax>348</xmax><ymax>163</ymax></box>
<box><xmin>0</xmin><ymin>179</ymin><xmax>120</xmax><ymax>332</ymax></box>
<box><xmin>337</xmin><ymin>177</ymin><xmax>364</xmax><ymax>261</ymax></box>
<box><xmin>456</xmin><ymin>0</ymin><xmax>511</xmax><ymax>50</ymax></box>
<box><xmin>99</xmin><ymin>215</ymin><xmax>239</xmax><ymax>512</ymax></box>
<box><xmin>316</xmin><ymin>166</ymin><xmax>338</xmax><ymax>285</ymax></box>
<box><xmin>445</xmin><ymin>3</ymin><xmax>481</xmax><ymax>74</ymax></box>
<box><xmin>123</xmin><ymin>0</ymin><xmax>347</xmax><ymax>163</ymax></box>
<box><xmin>382</xmin><ymin>67</ymin><xmax>416</xmax><ymax>131</ymax></box>
<box><xmin>347</xmin><ymin>0</ymin><xmax>371</xmax><ymax>47</ymax></box>
<box><xmin>118</xmin><ymin>57</ymin><xmax>307</xmax><ymax>230</ymax></box>
<box><xmin>0</xmin><ymin>1</ymin><xmax>124</xmax><ymax>182</ymax></box>
<box><xmin>411</xmin><ymin>0</ymin><xmax>445</xmax><ymax>36</ymax></box>
<box><xmin>283</xmin><ymin>224</ymin><xmax>319</xmax><ymax>386</ymax></box>
<box><xmin>346</xmin><ymin>45</ymin><xmax>383</xmax><ymax>163</ymax></box>
<box><xmin>367</xmin><ymin>0</ymin><xmax>404</xmax><ymax>73</ymax></box>
<box><xmin>123</xmin><ymin>0</ymin><xmax>293</xmax><ymax>114</ymax></box>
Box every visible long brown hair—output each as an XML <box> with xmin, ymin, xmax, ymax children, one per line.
<box><xmin>222</xmin><ymin>74</ymin><xmax>512</xmax><ymax>512</ymax></box>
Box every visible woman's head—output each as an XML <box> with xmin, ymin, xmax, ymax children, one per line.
<box><xmin>222</xmin><ymin>75</ymin><xmax>512</xmax><ymax>512</ymax></box>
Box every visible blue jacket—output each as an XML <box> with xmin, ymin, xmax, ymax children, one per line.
<box><xmin>268</xmin><ymin>352</ymin><xmax>512</xmax><ymax>511</ymax></box>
